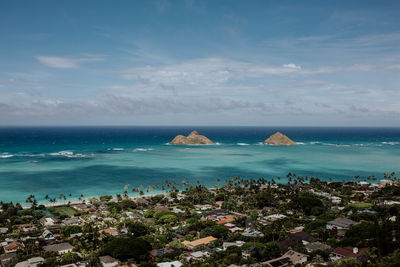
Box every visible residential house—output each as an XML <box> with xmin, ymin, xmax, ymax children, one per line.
<box><xmin>73</xmin><ymin>203</ymin><xmax>88</xmax><ymax>211</ymax></box>
<box><xmin>216</xmin><ymin>215</ymin><xmax>235</xmax><ymax>225</ymax></box>
<box><xmin>182</xmin><ymin>236</ymin><xmax>217</xmax><ymax>249</ymax></box>
<box><xmin>154</xmin><ymin>206</ymin><xmax>169</xmax><ymax>212</ymax></box>
<box><xmin>287</xmin><ymin>231</ymin><xmax>312</xmax><ymax>245</ymax></box>
<box><xmin>63</xmin><ymin>217</ymin><xmax>82</xmax><ymax>226</ymax></box>
<box><xmin>150</xmin><ymin>248</ymin><xmax>174</xmax><ymax>257</ymax></box>
<box><xmin>40</xmin><ymin>217</ymin><xmax>55</xmax><ymax>227</ymax></box>
<box><xmin>185</xmin><ymin>251</ymin><xmax>210</xmax><ymax>261</ymax></box>
<box><xmin>326</xmin><ymin>218</ymin><xmax>357</xmax><ymax>230</ymax></box>
<box><xmin>43</xmin><ymin>242</ymin><xmax>73</xmax><ymax>254</ymax></box>
<box><xmin>0</xmin><ymin>227</ymin><xmax>8</xmax><ymax>235</ymax></box>
<box><xmin>41</xmin><ymin>230</ymin><xmax>55</xmax><ymax>240</ymax></box>
<box><xmin>223</xmin><ymin>241</ymin><xmax>245</xmax><ymax>250</ymax></box>
<box><xmin>136</xmin><ymin>198</ymin><xmax>149</xmax><ymax>205</ymax></box>
<box><xmin>264</xmin><ymin>214</ymin><xmax>287</xmax><ymax>222</ymax></box>
<box><xmin>99</xmin><ymin>255</ymin><xmax>119</xmax><ymax>267</ymax></box>
<box><xmin>15</xmin><ymin>257</ymin><xmax>45</xmax><ymax>267</ymax></box>
<box><xmin>263</xmin><ymin>250</ymin><xmax>308</xmax><ymax>267</ymax></box>
<box><xmin>99</xmin><ymin>228</ymin><xmax>119</xmax><ymax>236</ymax></box>
<box><xmin>330</xmin><ymin>247</ymin><xmax>368</xmax><ymax>261</ymax></box>
<box><xmin>157</xmin><ymin>261</ymin><xmax>183</xmax><ymax>267</ymax></box>
<box><xmin>4</xmin><ymin>241</ymin><xmax>24</xmax><ymax>254</ymax></box>
<box><xmin>224</xmin><ymin>223</ymin><xmax>243</xmax><ymax>233</ymax></box>
<box><xmin>18</xmin><ymin>224</ymin><xmax>37</xmax><ymax>232</ymax></box>
<box><xmin>0</xmin><ymin>252</ymin><xmax>17</xmax><ymax>266</ymax></box>
<box><xmin>305</xmin><ymin>242</ymin><xmax>331</xmax><ymax>253</ymax></box>
<box><xmin>242</xmin><ymin>230</ymin><xmax>264</xmax><ymax>237</ymax></box>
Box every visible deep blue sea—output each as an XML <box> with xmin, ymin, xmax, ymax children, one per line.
<box><xmin>0</xmin><ymin>126</ymin><xmax>399</xmax><ymax>204</ymax></box>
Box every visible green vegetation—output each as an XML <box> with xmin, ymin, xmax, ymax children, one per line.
<box><xmin>347</xmin><ymin>202</ymin><xmax>373</xmax><ymax>209</ymax></box>
<box><xmin>100</xmin><ymin>237</ymin><xmax>152</xmax><ymax>262</ymax></box>
<box><xmin>48</xmin><ymin>206</ymin><xmax>79</xmax><ymax>217</ymax></box>
<box><xmin>1</xmin><ymin>173</ymin><xmax>400</xmax><ymax>266</ymax></box>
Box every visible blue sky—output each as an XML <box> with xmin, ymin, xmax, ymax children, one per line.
<box><xmin>1</xmin><ymin>0</ymin><xmax>400</xmax><ymax>126</ymax></box>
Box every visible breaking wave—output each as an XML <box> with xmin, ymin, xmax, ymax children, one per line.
<box><xmin>237</xmin><ymin>143</ymin><xmax>250</xmax><ymax>146</ymax></box>
<box><xmin>133</xmin><ymin>148</ymin><xmax>154</xmax><ymax>152</ymax></box>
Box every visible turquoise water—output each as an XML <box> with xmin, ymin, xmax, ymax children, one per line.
<box><xmin>0</xmin><ymin>127</ymin><xmax>399</xmax><ymax>204</ymax></box>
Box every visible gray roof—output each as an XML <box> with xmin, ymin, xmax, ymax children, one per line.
<box><xmin>99</xmin><ymin>255</ymin><xmax>118</xmax><ymax>263</ymax></box>
<box><xmin>43</xmin><ymin>242</ymin><xmax>73</xmax><ymax>252</ymax></box>
<box><xmin>305</xmin><ymin>242</ymin><xmax>331</xmax><ymax>252</ymax></box>
<box><xmin>327</xmin><ymin>218</ymin><xmax>357</xmax><ymax>228</ymax></box>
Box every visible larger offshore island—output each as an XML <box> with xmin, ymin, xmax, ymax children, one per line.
<box><xmin>0</xmin><ymin>132</ymin><xmax>399</xmax><ymax>267</ymax></box>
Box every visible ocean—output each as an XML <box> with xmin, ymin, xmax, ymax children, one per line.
<box><xmin>0</xmin><ymin>126</ymin><xmax>399</xmax><ymax>204</ymax></box>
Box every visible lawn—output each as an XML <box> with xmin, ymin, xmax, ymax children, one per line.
<box><xmin>48</xmin><ymin>206</ymin><xmax>79</xmax><ymax>217</ymax></box>
<box><xmin>347</xmin><ymin>202</ymin><xmax>373</xmax><ymax>209</ymax></box>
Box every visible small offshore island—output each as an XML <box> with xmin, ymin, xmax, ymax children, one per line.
<box><xmin>170</xmin><ymin>131</ymin><xmax>215</xmax><ymax>145</ymax></box>
<box><xmin>0</xmin><ymin>174</ymin><xmax>399</xmax><ymax>267</ymax></box>
<box><xmin>264</xmin><ymin>132</ymin><xmax>297</xmax><ymax>146</ymax></box>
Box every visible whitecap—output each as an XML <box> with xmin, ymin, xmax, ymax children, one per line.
<box><xmin>48</xmin><ymin>151</ymin><xmax>92</xmax><ymax>158</ymax></box>
<box><xmin>381</xmin><ymin>141</ymin><xmax>399</xmax><ymax>145</ymax></box>
<box><xmin>237</xmin><ymin>143</ymin><xmax>250</xmax><ymax>146</ymax></box>
<box><xmin>49</xmin><ymin>150</ymin><xmax>74</xmax><ymax>156</ymax></box>
<box><xmin>133</xmin><ymin>148</ymin><xmax>154</xmax><ymax>152</ymax></box>
<box><xmin>112</xmin><ymin>148</ymin><xmax>124</xmax><ymax>151</ymax></box>
<box><xmin>0</xmin><ymin>154</ymin><xmax>13</xmax><ymax>158</ymax></box>
<box><xmin>309</xmin><ymin>141</ymin><xmax>321</xmax><ymax>145</ymax></box>
<box><xmin>296</xmin><ymin>142</ymin><xmax>305</xmax><ymax>145</ymax></box>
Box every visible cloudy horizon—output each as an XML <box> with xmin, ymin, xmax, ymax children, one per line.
<box><xmin>1</xmin><ymin>1</ymin><xmax>400</xmax><ymax>126</ymax></box>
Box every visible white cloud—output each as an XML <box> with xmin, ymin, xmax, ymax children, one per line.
<box><xmin>282</xmin><ymin>63</ymin><xmax>302</xmax><ymax>70</ymax></box>
<box><xmin>36</xmin><ymin>55</ymin><xmax>104</xmax><ymax>69</ymax></box>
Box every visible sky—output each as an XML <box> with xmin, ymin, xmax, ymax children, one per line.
<box><xmin>1</xmin><ymin>0</ymin><xmax>400</xmax><ymax>126</ymax></box>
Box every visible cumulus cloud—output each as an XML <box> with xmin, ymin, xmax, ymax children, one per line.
<box><xmin>36</xmin><ymin>55</ymin><xmax>104</xmax><ymax>69</ymax></box>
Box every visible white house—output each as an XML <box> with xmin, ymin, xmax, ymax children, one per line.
<box><xmin>99</xmin><ymin>255</ymin><xmax>118</xmax><ymax>267</ymax></box>
<box><xmin>157</xmin><ymin>261</ymin><xmax>183</xmax><ymax>267</ymax></box>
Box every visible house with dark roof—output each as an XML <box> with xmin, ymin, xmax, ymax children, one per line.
<box><xmin>330</xmin><ymin>246</ymin><xmax>368</xmax><ymax>261</ymax></box>
<box><xmin>326</xmin><ymin>218</ymin><xmax>357</xmax><ymax>230</ymax></box>
<box><xmin>150</xmin><ymin>247</ymin><xmax>174</xmax><ymax>257</ymax></box>
<box><xmin>287</xmin><ymin>231</ymin><xmax>312</xmax><ymax>244</ymax></box>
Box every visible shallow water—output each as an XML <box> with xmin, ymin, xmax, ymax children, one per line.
<box><xmin>0</xmin><ymin>126</ymin><xmax>399</xmax><ymax>203</ymax></box>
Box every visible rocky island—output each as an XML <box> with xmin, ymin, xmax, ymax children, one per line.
<box><xmin>170</xmin><ymin>130</ymin><xmax>215</xmax><ymax>145</ymax></box>
<box><xmin>263</xmin><ymin>131</ymin><xmax>296</xmax><ymax>145</ymax></box>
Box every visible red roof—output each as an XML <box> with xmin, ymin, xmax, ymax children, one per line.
<box><xmin>333</xmin><ymin>247</ymin><xmax>368</xmax><ymax>258</ymax></box>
